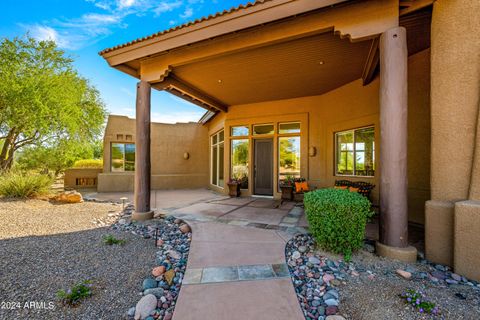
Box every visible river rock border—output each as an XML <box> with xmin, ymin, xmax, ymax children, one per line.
<box><xmin>110</xmin><ymin>205</ymin><xmax>191</xmax><ymax>320</ymax></box>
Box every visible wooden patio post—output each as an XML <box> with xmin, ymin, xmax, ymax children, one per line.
<box><xmin>132</xmin><ymin>80</ymin><xmax>153</xmax><ymax>221</ymax></box>
<box><xmin>376</xmin><ymin>26</ymin><xmax>417</xmax><ymax>262</ymax></box>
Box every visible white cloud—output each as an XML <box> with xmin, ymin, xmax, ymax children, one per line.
<box><xmin>153</xmin><ymin>1</ymin><xmax>183</xmax><ymax>16</ymax></box>
<box><xmin>169</xmin><ymin>20</ymin><xmax>176</xmax><ymax>25</ymax></box>
<box><xmin>180</xmin><ymin>7</ymin><xmax>193</xmax><ymax>19</ymax></box>
<box><xmin>117</xmin><ymin>0</ymin><xmax>136</xmax><ymax>9</ymax></box>
<box><xmin>25</xmin><ymin>24</ymin><xmax>74</xmax><ymax>49</ymax></box>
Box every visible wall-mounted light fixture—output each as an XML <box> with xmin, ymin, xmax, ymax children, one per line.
<box><xmin>308</xmin><ymin>146</ymin><xmax>316</xmax><ymax>157</ymax></box>
<box><xmin>183</xmin><ymin>152</ymin><xmax>190</xmax><ymax>160</ymax></box>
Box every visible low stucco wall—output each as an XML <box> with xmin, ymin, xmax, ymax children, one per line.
<box><xmin>100</xmin><ymin>116</ymin><xmax>209</xmax><ymax>191</ymax></box>
<box><xmin>64</xmin><ymin>168</ymin><xmax>103</xmax><ymax>189</ymax></box>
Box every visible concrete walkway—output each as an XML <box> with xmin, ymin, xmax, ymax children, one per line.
<box><xmin>85</xmin><ymin>189</ymin><xmax>307</xmax><ymax>319</ymax></box>
<box><xmin>173</xmin><ymin>221</ymin><xmax>304</xmax><ymax>320</ymax></box>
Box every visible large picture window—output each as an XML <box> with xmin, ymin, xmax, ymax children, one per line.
<box><xmin>111</xmin><ymin>143</ymin><xmax>135</xmax><ymax>172</ymax></box>
<box><xmin>231</xmin><ymin>139</ymin><xmax>249</xmax><ymax>189</ymax></box>
<box><xmin>279</xmin><ymin>136</ymin><xmax>301</xmax><ymax>182</ymax></box>
<box><xmin>335</xmin><ymin>127</ymin><xmax>375</xmax><ymax>176</ymax></box>
<box><xmin>211</xmin><ymin>130</ymin><xmax>224</xmax><ymax>187</ymax></box>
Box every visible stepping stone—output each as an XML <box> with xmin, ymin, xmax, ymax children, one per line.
<box><xmin>238</xmin><ymin>264</ymin><xmax>275</xmax><ymax>280</ymax></box>
<box><xmin>201</xmin><ymin>266</ymin><xmax>239</xmax><ymax>283</ymax></box>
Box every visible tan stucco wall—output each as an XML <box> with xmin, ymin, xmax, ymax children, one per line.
<box><xmin>425</xmin><ymin>0</ymin><xmax>480</xmax><ymax>277</ymax></box>
<box><xmin>99</xmin><ymin>115</ymin><xmax>209</xmax><ymax>192</ymax></box>
<box><xmin>207</xmin><ymin>50</ymin><xmax>431</xmax><ymax>224</ymax></box>
<box><xmin>430</xmin><ymin>0</ymin><xmax>480</xmax><ymax>201</ymax></box>
<box><xmin>64</xmin><ymin>168</ymin><xmax>103</xmax><ymax>189</ymax></box>
<box><xmin>454</xmin><ymin>201</ymin><xmax>480</xmax><ymax>280</ymax></box>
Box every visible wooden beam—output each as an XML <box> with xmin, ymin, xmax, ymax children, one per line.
<box><xmin>400</xmin><ymin>0</ymin><xmax>434</xmax><ymax>16</ymax></box>
<box><xmin>153</xmin><ymin>75</ymin><xmax>228</xmax><ymax>113</ymax></box>
<box><xmin>362</xmin><ymin>37</ymin><xmax>380</xmax><ymax>85</ymax></box>
<box><xmin>115</xmin><ymin>64</ymin><xmax>140</xmax><ymax>78</ymax></box>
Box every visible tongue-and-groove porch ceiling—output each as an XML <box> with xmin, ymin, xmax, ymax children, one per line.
<box><xmin>100</xmin><ymin>0</ymin><xmax>432</xmax><ymax>113</ymax></box>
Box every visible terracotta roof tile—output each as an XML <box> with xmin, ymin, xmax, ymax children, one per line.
<box><xmin>99</xmin><ymin>0</ymin><xmax>273</xmax><ymax>55</ymax></box>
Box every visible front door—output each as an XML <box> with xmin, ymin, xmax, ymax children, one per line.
<box><xmin>254</xmin><ymin>139</ymin><xmax>273</xmax><ymax>196</ymax></box>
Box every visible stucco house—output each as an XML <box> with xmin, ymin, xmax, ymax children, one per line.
<box><xmin>97</xmin><ymin>0</ymin><xmax>480</xmax><ymax>280</ymax></box>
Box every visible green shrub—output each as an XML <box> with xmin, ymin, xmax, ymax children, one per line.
<box><xmin>304</xmin><ymin>188</ymin><xmax>374</xmax><ymax>261</ymax></box>
<box><xmin>57</xmin><ymin>280</ymin><xmax>93</xmax><ymax>306</ymax></box>
<box><xmin>102</xmin><ymin>234</ymin><xmax>126</xmax><ymax>245</ymax></box>
<box><xmin>72</xmin><ymin>159</ymin><xmax>103</xmax><ymax>169</ymax></box>
<box><xmin>0</xmin><ymin>172</ymin><xmax>53</xmax><ymax>198</ymax></box>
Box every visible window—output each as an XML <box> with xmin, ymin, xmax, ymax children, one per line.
<box><xmin>335</xmin><ymin>127</ymin><xmax>375</xmax><ymax>176</ymax></box>
<box><xmin>279</xmin><ymin>122</ymin><xmax>300</xmax><ymax>134</ymax></box>
<box><xmin>231</xmin><ymin>139</ymin><xmax>249</xmax><ymax>189</ymax></box>
<box><xmin>231</xmin><ymin>126</ymin><xmax>249</xmax><ymax>137</ymax></box>
<box><xmin>111</xmin><ymin>143</ymin><xmax>135</xmax><ymax>172</ymax></box>
<box><xmin>279</xmin><ymin>136</ymin><xmax>301</xmax><ymax>182</ymax></box>
<box><xmin>211</xmin><ymin>130</ymin><xmax>224</xmax><ymax>187</ymax></box>
<box><xmin>253</xmin><ymin>124</ymin><xmax>274</xmax><ymax>135</ymax></box>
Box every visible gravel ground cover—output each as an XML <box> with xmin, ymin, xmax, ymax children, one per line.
<box><xmin>0</xmin><ymin>198</ymin><xmax>157</xmax><ymax>320</ymax></box>
<box><xmin>286</xmin><ymin>234</ymin><xmax>480</xmax><ymax>320</ymax></box>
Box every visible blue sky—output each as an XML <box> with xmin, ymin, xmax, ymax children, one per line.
<box><xmin>1</xmin><ymin>0</ymin><xmax>248</xmax><ymax>123</ymax></box>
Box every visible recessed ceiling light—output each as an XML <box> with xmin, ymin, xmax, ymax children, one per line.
<box><xmin>319</xmin><ymin>61</ymin><xmax>325</xmax><ymax>65</ymax></box>
<box><xmin>217</xmin><ymin>79</ymin><xmax>222</xmax><ymax>83</ymax></box>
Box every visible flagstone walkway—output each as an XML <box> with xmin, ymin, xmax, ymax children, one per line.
<box><xmin>172</xmin><ymin>221</ymin><xmax>305</xmax><ymax>320</ymax></box>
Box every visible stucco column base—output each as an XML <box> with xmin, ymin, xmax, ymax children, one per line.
<box><xmin>132</xmin><ymin>210</ymin><xmax>154</xmax><ymax>222</ymax></box>
<box><xmin>425</xmin><ymin>200</ymin><xmax>454</xmax><ymax>266</ymax></box>
<box><xmin>376</xmin><ymin>242</ymin><xmax>417</xmax><ymax>263</ymax></box>
<box><xmin>454</xmin><ymin>200</ymin><xmax>480</xmax><ymax>282</ymax></box>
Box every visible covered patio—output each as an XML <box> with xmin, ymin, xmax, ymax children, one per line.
<box><xmin>100</xmin><ymin>0</ymin><xmax>433</xmax><ymax>261</ymax></box>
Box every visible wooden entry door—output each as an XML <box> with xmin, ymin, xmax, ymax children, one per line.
<box><xmin>254</xmin><ymin>139</ymin><xmax>274</xmax><ymax>196</ymax></box>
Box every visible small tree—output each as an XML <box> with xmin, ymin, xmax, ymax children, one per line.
<box><xmin>0</xmin><ymin>35</ymin><xmax>106</xmax><ymax>171</ymax></box>
<box><xmin>16</xmin><ymin>139</ymin><xmax>100</xmax><ymax>175</ymax></box>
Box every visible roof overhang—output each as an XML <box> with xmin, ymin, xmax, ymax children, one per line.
<box><xmin>100</xmin><ymin>0</ymin><xmax>433</xmax><ymax>120</ymax></box>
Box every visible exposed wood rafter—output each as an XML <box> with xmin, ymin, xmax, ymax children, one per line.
<box><xmin>153</xmin><ymin>75</ymin><xmax>228</xmax><ymax>113</ymax></box>
<box><xmin>362</xmin><ymin>37</ymin><xmax>380</xmax><ymax>85</ymax></box>
<box><xmin>400</xmin><ymin>0</ymin><xmax>434</xmax><ymax>16</ymax></box>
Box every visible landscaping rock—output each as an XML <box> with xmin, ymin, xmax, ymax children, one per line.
<box><xmin>164</xmin><ymin>269</ymin><xmax>175</xmax><ymax>286</ymax></box>
<box><xmin>179</xmin><ymin>224</ymin><xmax>190</xmax><ymax>233</ymax></box>
<box><xmin>326</xmin><ymin>306</ymin><xmax>338</xmax><ymax>316</ymax></box>
<box><xmin>142</xmin><ymin>279</ymin><xmax>157</xmax><ymax>290</ymax></box>
<box><xmin>152</xmin><ymin>266</ymin><xmax>166</xmax><ymax>277</ymax></box>
<box><xmin>396</xmin><ymin>269</ymin><xmax>412</xmax><ymax>280</ymax></box>
<box><xmin>143</xmin><ymin>288</ymin><xmax>164</xmax><ymax>298</ymax></box>
<box><xmin>326</xmin><ymin>315</ymin><xmax>346</xmax><ymax>320</ymax></box>
<box><xmin>55</xmin><ymin>191</ymin><xmax>83</xmax><ymax>203</ymax></box>
<box><xmin>127</xmin><ymin>307</ymin><xmax>136</xmax><ymax>317</ymax></box>
<box><xmin>451</xmin><ymin>273</ymin><xmax>462</xmax><ymax>282</ymax></box>
<box><xmin>134</xmin><ymin>294</ymin><xmax>157</xmax><ymax>320</ymax></box>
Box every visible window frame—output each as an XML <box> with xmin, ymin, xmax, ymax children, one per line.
<box><xmin>211</xmin><ymin>130</ymin><xmax>225</xmax><ymax>188</ymax></box>
<box><xmin>110</xmin><ymin>142</ymin><xmax>135</xmax><ymax>172</ymax></box>
<box><xmin>334</xmin><ymin>126</ymin><xmax>375</xmax><ymax>177</ymax></box>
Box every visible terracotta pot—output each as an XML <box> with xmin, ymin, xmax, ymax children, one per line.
<box><xmin>227</xmin><ymin>183</ymin><xmax>241</xmax><ymax>197</ymax></box>
<box><xmin>280</xmin><ymin>185</ymin><xmax>294</xmax><ymax>201</ymax></box>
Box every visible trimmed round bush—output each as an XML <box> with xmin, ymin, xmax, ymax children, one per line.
<box><xmin>0</xmin><ymin>172</ymin><xmax>53</xmax><ymax>198</ymax></box>
<box><xmin>304</xmin><ymin>188</ymin><xmax>374</xmax><ymax>261</ymax></box>
<box><xmin>72</xmin><ymin>159</ymin><xmax>103</xmax><ymax>169</ymax></box>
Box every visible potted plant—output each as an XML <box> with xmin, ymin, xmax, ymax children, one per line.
<box><xmin>227</xmin><ymin>178</ymin><xmax>241</xmax><ymax>197</ymax></box>
<box><xmin>279</xmin><ymin>175</ymin><xmax>295</xmax><ymax>201</ymax></box>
